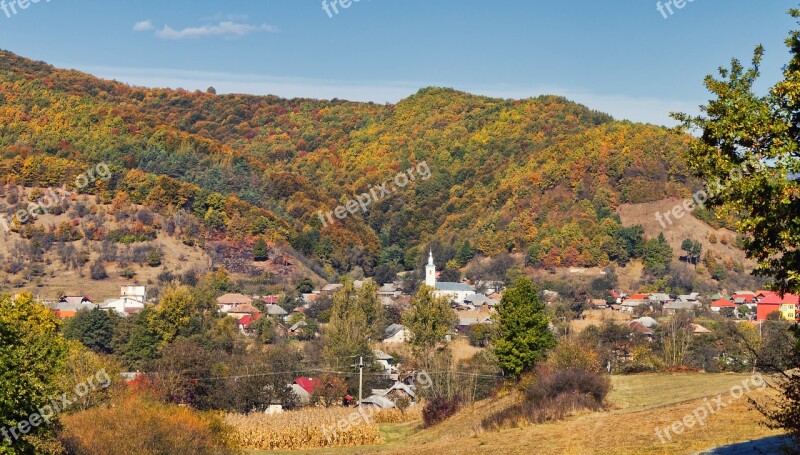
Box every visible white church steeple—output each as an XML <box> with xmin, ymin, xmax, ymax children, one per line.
<box><xmin>425</xmin><ymin>249</ymin><xmax>437</xmax><ymax>288</ymax></box>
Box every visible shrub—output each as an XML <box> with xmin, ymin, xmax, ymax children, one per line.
<box><xmin>59</xmin><ymin>397</ymin><xmax>234</xmax><ymax>455</ymax></box>
<box><xmin>89</xmin><ymin>260</ymin><xmax>108</xmax><ymax>280</ymax></box>
<box><xmin>482</xmin><ymin>366</ymin><xmax>609</xmax><ymax>430</ymax></box>
<box><xmin>422</xmin><ymin>395</ymin><xmax>461</xmax><ymax>427</ymax></box>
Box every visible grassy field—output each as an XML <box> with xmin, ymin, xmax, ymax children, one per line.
<box><xmin>246</xmin><ymin>373</ymin><xmax>785</xmax><ymax>455</ymax></box>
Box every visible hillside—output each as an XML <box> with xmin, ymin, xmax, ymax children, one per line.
<box><xmin>0</xmin><ymin>50</ymin><xmax>704</xmax><ymax>283</ymax></box>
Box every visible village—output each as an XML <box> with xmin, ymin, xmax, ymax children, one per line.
<box><xmin>37</xmin><ymin>247</ymin><xmax>800</xmax><ymax>416</ymax></box>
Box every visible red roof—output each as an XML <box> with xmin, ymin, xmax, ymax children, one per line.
<box><xmin>731</xmin><ymin>294</ymin><xmax>755</xmax><ymax>303</ymax></box>
<box><xmin>294</xmin><ymin>377</ymin><xmax>320</xmax><ymax>394</ymax></box>
<box><xmin>712</xmin><ymin>299</ymin><xmax>737</xmax><ymax>308</ymax></box>
<box><xmin>610</xmin><ymin>290</ymin><xmax>621</xmax><ymax>298</ymax></box>
<box><xmin>263</xmin><ymin>295</ymin><xmax>280</xmax><ymax>304</ymax></box>
<box><xmin>630</xmin><ymin>294</ymin><xmax>650</xmax><ymax>300</ymax></box>
<box><xmin>239</xmin><ymin>315</ymin><xmax>252</xmax><ymax>328</ymax></box>
<box><xmin>759</xmin><ymin>295</ymin><xmax>784</xmax><ymax>305</ymax></box>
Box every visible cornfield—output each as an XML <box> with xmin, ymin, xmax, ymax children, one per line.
<box><xmin>224</xmin><ymin>407</ymin><xmax>385</xmax><ymax>450</ymax></box>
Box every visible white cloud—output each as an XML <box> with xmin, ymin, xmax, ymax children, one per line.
<box><xmin>133</xmin><ymin>20</ymin><xmax>154</xmax><ymax>32</ymax></box>
<box><xmin>154</xmin><ymin>21</ymin><xmax>279</xmax><ymax>40</ymax></box>
<box><xmin>61</xmin><ymin>65</ymin><xmax>699</xmax><ymax>126</ymax></box>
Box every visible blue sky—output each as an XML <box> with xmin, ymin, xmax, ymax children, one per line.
<box><xmin>0</xmin><ymin>0</ymin><xmax>796</xmax><ymax>125</ymax></box>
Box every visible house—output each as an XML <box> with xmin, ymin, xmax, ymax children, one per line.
<box><xmin>289</xmin><ymin>320</ymin><xmax>308</xmax><ymax>336</ymax></box>
<box><xmin>383</xmin><ymin>324</ymin><xmax>412</xmax><ymax>344</ymax></box>
<box><xmin>371</xmin><ymin>381</ymin><xmax>416</xmax><ymax>403</ymax></box>
<box><xmin>456</xmin><ymin>314</ymin><xmax>492</xmax><ymax>331</ymax></box>
<box><xmin>51</xmin><ymin>296</ymin><xmax>97</xmax><ymax>318</ymax></box>
<box><xmin>633</xmin><ymin>317</ymin><xmax>658</xmax><ymax>328</ymax></box>
<box><xmin>101</xmin><ymin>285</ymin><xmax>148</xmax><ymax>316</ymax></box>
<box><xmin>226</xmin><ymin>304</ymin><xmax>260</xmax><ymax>320</ymax></box>
<box><xmin>757</xmin><ymin>293</ymin><xmax>799</xmax><ymax>321</ymax></box>
<box><xmin>677</xmin><ymin>292</ymin><xmax>701</xmax><ymax>302</ymax></box>
<box><xmin>373</xmin><ymin>349</ymin><xmax>395</xmax><ymax>375</ymax></box>
<box><xmin>629</xmin><ymin>293</ymin><xmax>651</xmax><ymax>301</ymax></box>
<box><xmin>291</xmin><ymin>377</ymin><xmax>320</xmax><ymax>405</ymax></box>
<box><xmin>263</xmin><ymin>295</ymin><xmax>280</xmax><ymax>305</ymax></box>
<box><xmin>648</xmin><ymin>293</ymin><xmax>673</xmax><ymax>305</ymax></box>
<box><xmin>628</xmin><ymin>321</ymin><xmax>654</xmax><ymax>338</ymax></box>
<box><xmin>663</xmin><ymin>299</ymin><xmax>698</xmax><ymax>315</ymax></box>
<box><xmin>426</xmin><ymin>251</ymin><xmax>476</xmax><ymax>303</ymax></box>
<box><xmin>321</xmin><ymin>284</ymin><xmax>343</xmax><ymax>295</ymax></box>
<box><xmin>360</xmin><ymin>394</ymin><xmax>395</xmax><ymax>410</ymax></box>
<box><xmin>265</xmin><ymin>304</ymin><xmax>289</xmax><ymax>317</ymax></box>
<box><xmin>589</xmin><ymin>298</ymin><xmax>609</xmax><ymax>309</ymax></box>
<box><xmin>237</xmin><ymin>313</ymin><xmax>262</xmax><ymax>333</ymax></box>
<box><xmin>377</xmin><ymin>283</ymin><xmax>402</xmax><ymax>298</ymax></box>
<box><xmin>216</xmin><ymin>293</ymin><xmax>253</xmax><ymax>312</ymax></box>
<box><xmin>619</xmin><ymin>299</ymin><xmax>648</xmax><ymax>314</ymax></box>
<box><xmin>464</xmin><ymin>294</ymin><xmax>499</xmax><ymax>307</ymax></box>
<box><xmin>710</xmin><ymin>299</ymin><xmax>737</xmax><ymax>312</ymax></box>
<box><xmin>731</xmin><ymin>293</ymin><xmax>757</xmax><ymax>304</ymax></box>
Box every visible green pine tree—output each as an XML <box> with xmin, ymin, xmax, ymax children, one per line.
<box><xmin>493</xmin><ymin>277</ymin><xmax>555</xmax><ymax>378</ymax></box>
<box><xmin>253</xmin><ymin>237</ymin><xmax>269</xmax><ymax>262</ymax></box>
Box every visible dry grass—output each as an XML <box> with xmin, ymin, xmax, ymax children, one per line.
<box><xmin>570</xmin><ymin>309</ymin><xmax>631</xmax><ymax>333</ymax></box>
<box><xmin>246</xmin><ymin>373</ymin><xmax>785</xmax><ymax>455</ymax></box>
<box><xmin>618</xmin><ymin>199</ymin><xmax>753</xmax><ymax>268</ymax></box>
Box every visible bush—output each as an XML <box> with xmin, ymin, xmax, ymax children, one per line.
<box><xmin>89</xmin><ymin>261</ymin><xmax>108</xmax><ymax>280</ymax></box>
<box><xmin>422</xmin><ymin>395</ymin><xmax>461</xmax><ymax>427</ymax></box>
<box><xmin>58</xmin><ymin>397</ymin><xmax>235</xmax><ymax>455</ymax></box>
<box><xmin>482</xmin><ymin>366</ymin><xmax>609</xmax><ymax>430</ymax></box>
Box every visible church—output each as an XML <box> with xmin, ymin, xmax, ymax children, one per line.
<box><xmin>425</xmin><ymin>250</ymin><xmax>476</xmax><ymax>304</ymax></box>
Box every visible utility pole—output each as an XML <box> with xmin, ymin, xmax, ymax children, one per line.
<box><xmin>358</xmin><ymin>356</ymin><xmax>364</xmax><ymax>409</ymax></box>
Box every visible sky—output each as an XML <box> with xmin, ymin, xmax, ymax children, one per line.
<box><xmin>0</xmin><ymin>1</ymin><xmax>796</xmax><ymax>125</ymax></box>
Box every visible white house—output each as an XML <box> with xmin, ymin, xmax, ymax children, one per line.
<box><xmin>101</xmin><ymin>285</ymin><xmax>147</xmax><ymax>316</ymax></box>
<box><xmin>383</xmin><ymin>324</ymin><xmax>411</xmax><ymax>344</ymax></box>
<box><xmin>426</xmin><ymin>250</ymin><xmax>475</xmax><ymax>304</ymax></box>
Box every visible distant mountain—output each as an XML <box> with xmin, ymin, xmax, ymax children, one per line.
<box><xmin>0</xmin><ymin>50</ymin><xmax>697</xmax><ymax>277</ymax></box>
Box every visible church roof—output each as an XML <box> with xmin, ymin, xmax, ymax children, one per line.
<box><xmin>435</xmin><ymin>282</ymin><xmax>475</xmax><ymax>292</ymax></box>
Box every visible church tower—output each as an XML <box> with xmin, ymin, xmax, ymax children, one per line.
<box><xmin>425</xmin><ymin>249</ymin><xmax>437</xmax><ymax>288</ymax></box>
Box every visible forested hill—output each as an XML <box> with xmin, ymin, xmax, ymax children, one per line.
<box><xmin>0</xmin><ymin>49</ymin><xmax>696</xmax><ymax>276</ymax></box>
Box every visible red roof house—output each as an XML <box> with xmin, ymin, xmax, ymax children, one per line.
<box><xmin>711</xmin><ymin>299</ymin><xmax>737</xmax><ymax>311</ymax></box>
<box><xmin>294</xmin><ymin>377</ymin><xmax>320</xmax><ymax>395</ymax></box>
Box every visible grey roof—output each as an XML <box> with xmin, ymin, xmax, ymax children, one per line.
<box><xmin>373</xmin><ymin>349</ymin><xmax>393</xmax><ymax>361</ymax></box>
<box><xmin>633</xmin><ymin>317</ymin><xmax>659</xmax><ymax>328</ymax></box>
<box><xmin>290</xmin><ymin>320</ymin><xmax>308</xmax><ymax>332</ymax></box>
<box><xmin>458</xmin><ymin>317</ymin><xmax>492</xmax><ymax>326</ymax></box>
<box><xmin>435</xmin><ymin>282</ymin><xmax>475</xmax><ymax>292</ymax></box>
<box><xmin>379</xmin><ymin>283</ymin><xmax>398</xmax><ymax>292</ymax></box>
<box><xmin>53</xmin><ymin>300</ymin><xmax>98</xmax><ymax>312</ymax></box>
<box><xmin>322</xmin><ymin>284</ymin><xmax>343</xmax><ymax>292</ymax></box>
<box><xmin>648</xmin><ymin>293</ymin><xmax>672</xmax><ymax>302</ymax></box>
<box><xmin>664</xmin><ymin>300</ymin><xmax>698</xmax><ymax>310</ymax></box>
<box><xmin>373</xmin><ymin>382</ymin><xmax>416</xmax><ymax>399</ymax></box>
<box><xmin>360</xmin><ymin>395</ymin><xmax>395</xmax><ymax>409</ymax></box>
<box><xmin>265</xmin><ymin>304</ymin><xmax>288</xmax><ymax>316</ymax></box>
<box><xmin>621</xmin><ymin>299</ymin><xmax>648</xmax><ymax>307</ymax></box>
<box><xmin>465</xmin><ymin>294</ymin><xmax>498</xmax><ymax>306</ymax></box>
<box><xmin>384</xmin><ymin>324</ymin><xmax>408</xmax><ymax>339</ymax></box>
